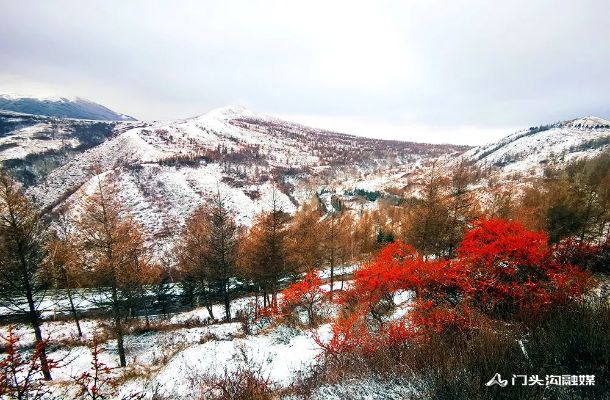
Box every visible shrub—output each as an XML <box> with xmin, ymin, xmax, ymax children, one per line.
<box><xmin>455</xmin><ymin>218</ymin><xmax>593</xmax><ymax>319</ymax></box>
<box><xmin>195</xmin><ymin>347</ymin><xmax>274</xmax><ymax>400</ymax></box>
<box><xmin>317</xmin><ymin>219</ymin><xmax>594</xmax><ymax>360</ymax></box>
<box><xmin>72</xmin><ymin>335</ymin><xmax>141</xmax><ymax>400</ymax></box>
<box><xmin>280</xmin><ymin>272</ymin><xmax>327</xmax><ymax>326</ymax></box>
<box><xmin>0</xmin><ymin>327</ymin><xmax>55</xmax><ymax>400</ymax></box>
<box><xmin>554</xmin><ymin>238</ymin><xmax>610</xmax><ymax>275</ymax></box>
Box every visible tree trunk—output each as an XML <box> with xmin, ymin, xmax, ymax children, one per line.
<box><xmin>271</xmin><ymin>282</ymin><xmax>277</xmax><ymax>308</ymax></box>
<box><xmin>67</xmin><ymin>288</ymin><xmax>82</xmax><ymax>337</ymax></box>
<box><xmin>25</xmin><ymin>288</ymin><xmax>52</xmax><ymax>380</ymax></box>
<box><xmin>223</xmin><ymin>280</ymin><xmax>231</xmax><ymax>322</ymax></box>
<box><xmin>254</xmin><ymin>290</ymin><xmax>259</xmax><ymax>318</ymax></box>
<box><xmin>329</xmin><ymin>258</ymin><xmax>335</xmax><ymax>300</ymax></box>
<box><xmin>204</xmin><ymin>285</ymin><xmax>215</xmax><ymax>320</ymax></box>
<box><xmin>111</xmin><ymin>285</ymin><xmax>127</xmax><ymax>367</ymax></box>
<box><xmin>18</xmin><ymin>243</ymin><xmax>52</xmax><ymax>381</ymax></box>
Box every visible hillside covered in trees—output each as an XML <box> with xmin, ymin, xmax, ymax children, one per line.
<box><xmin>0</xmin><ymin>144</ymin><xmax>608</xmax><ymax>399</ymax></box>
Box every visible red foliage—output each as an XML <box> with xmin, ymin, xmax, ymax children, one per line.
<box><xmin>280</xmin><ymin>272</ymin><xmax>326</xmax><ymax>326</ymax></box>
<box><xmin>0</xmin><ymin>327</ymin><xmax>55</xmax><ymax>399</ymax></box>
<box><xmin>73</xmin><ymin>335</ymin><xmax>141</xmax><ymax>400</ymax></box>
<box><xmin>455</xmin><ymin>219</ymin><xmax>593</xmax><ymax>317</ymax></box>
<box><xmin>315</xmin><ymin>218</ymin><xmax>594</xmax><ymax>358</ymax></box>
<box><xmin>256</xmin><ymin>304</ymin><xmax>280</xmax><ymax>319</ymax></box>
<box><xmin>352</xmin><ymin>241</ymin><xmax>457</xmax><ymax>308</ymax></box>
<box><xmin>281</xmin><ymin>272</ymin><xmax>325</xmax><ymax>310</ymax></box>
<box><xmin>408</xmin><ymin>300</ymin><xmax>483</xmax><ymax>340</ymax></box>
<box><xmin>312</xmin><ymin>312</ymin><xmax>375</xmax><ymax>357</ymax></box>
<box><xmin>352</xmin><ymin>242</ymin><xmax>417</xmax><ymax>305</ymax></box>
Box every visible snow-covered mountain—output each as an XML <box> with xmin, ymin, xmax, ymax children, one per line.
<box><xmin>4</xmin><ymin>101</ymin><xmax>608</xmax><ymax>253</ymax></box>
<box><xmin>0</xmin><ymin>93</ymin><xmax>136</xmax><ymax>121</ymax></box>
<box><xmin>0</xmin><ymin>110</ymin><xmax>143</xmax><ymax>186</ymax></box>
<box><xmin>464</xmin><ymin>116</ymin><xmax>610</xmax><ymax>174</ymax></box>
<box><xmin>0</xmin><ymin>106</ymin><xmax>466</xmax><ymax>253</ymax></box>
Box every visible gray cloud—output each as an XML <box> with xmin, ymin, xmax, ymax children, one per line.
<box><xmin>1</xmin><ymin>0</ymin><xmax>609</xmax><ymax>144</ymax></box>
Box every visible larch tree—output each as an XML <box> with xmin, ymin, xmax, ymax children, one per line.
<box><xmin>320</xmin><ymin>211</ymin><xmax>352</xmax><ymax>297</ymax></box>
<box><xmin>207</xmin><ymin>188</ymin><xmax>238</xmax><ymax>321</ymax></box>
<box><xmin>485</xmin><ymin>175</ymin><xmax>515</xmax><ymax>220</ymax></box>
<box><xmin>73</xmin><ymin>172</ymin><xmax>155</xmax><ymax>367</ymax></box>
<box><xmin>547</xmin><ymin>153</ymin><xmax>610</xmax><ymax>243</ymax></box>
<box><xmin>443</xmin><ymin>160</ymin><xmax>480</xmax><ymax>257</ymax></box>
<box><xmin>405</xmin><ymin>166</ymin><xmax>451</xmax><ymax>258</ymax></box>
<box><xmin>238</xmin><ymin>188</ymin><xmax>293</xmax><ymax>308</ymax></box>
<box><xmin>352</xmin><ymin>210</ymin><xmax>378</xmax><ymax>261</ymax></box>
<box><xmin>0</xmin><ymin>170</ymin><xmax>53</xmax><ymax>380</ymax></box>
<box><xmin>176</xmin><ymin>188</ymin><xmax>238</xmax><ymax>322</ymax></box>
<box><xmin>44</xmin><ymin>213</ymin><xmax>83</xmax><ymax>337</ymax></box>
<box><xmin>286</xmin><ymin>197</ymin><xmax>323</xmax><ymax>273</ymax></box>
<box><xmin>176</xmin><ymin>205</ymin><xmax>217</xmax><ymax>319</ymax></box>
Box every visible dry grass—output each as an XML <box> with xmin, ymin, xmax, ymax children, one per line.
<box><xmin>188</xmin><ymin>345</ymin><xmax>275</xmax><ymax>400</ymax></box>
<box><xmin>286</xmin><ymin>297</ymin><xmax>610</xmax><ymax>400</ymax></box>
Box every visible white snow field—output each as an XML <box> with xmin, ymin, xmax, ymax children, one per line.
<box><xmin>0</xmin><ymin>265</ymin><xmax>412</xmax><ymax>399</ymax></box>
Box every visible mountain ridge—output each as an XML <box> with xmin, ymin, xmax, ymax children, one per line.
<box><xmin>1</xmin><ymin>101</ymin><xmax>609</xmax><ymax>254</ymax></box>
<box><xmin>463</xmin><ymin>116</ymin><xmax>610</xmax><ymax>174</ymax></box>
<box><xmin>0</xmin><ymin>92</ymin><xmax>136</xmax><ymax>121</ymax></box>
<box><xmin>7</xmin><ymin>106</ymin><xmax>463</xmax><ymax>254</ymax></box>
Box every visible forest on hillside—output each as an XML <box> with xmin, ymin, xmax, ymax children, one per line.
<box><xmin>0</xmin><ymin>152</ymin><xmax>609</xmax><ymax>399</ymax></box>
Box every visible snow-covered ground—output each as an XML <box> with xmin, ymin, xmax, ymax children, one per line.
<box><xmin>0</xmin><ymin>263</ymin><xmax>394</xmax><ymax>399</ymax></box>
<box><xmin>463</xmin><ymin>116</ymin><xmax>610</xmax><ymax>175</ymax></box>
<box><xmin>0</xmin><ymin>293</ymin><xmax>329</xmax><ymax>398</ymax></box>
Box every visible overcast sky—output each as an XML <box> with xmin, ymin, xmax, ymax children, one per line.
<box><xmin>1</xmin><ymin>0</ymin><xmax>609</xmax><ymax>145</ymax></box>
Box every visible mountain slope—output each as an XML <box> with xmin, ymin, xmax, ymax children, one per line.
<box><xmin>0</xmin><ymin>93</ymin><xmax>136</xmax><ymax>121</ymax></box>
<box><xmin>19</xmin><ymin>106</ymin><xmax>466</xmax><ymax>254</ymax></box>
<box><xmin>464</xmin><ymin>116</ymin><xmax>610</xmax><ymax>174</ymax></box>
<box><xmin>0</xmin><ymin>110</ymin><xmax>144</xmax><ymax>186</ymax></box>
